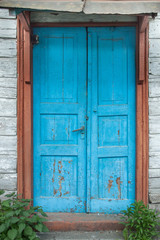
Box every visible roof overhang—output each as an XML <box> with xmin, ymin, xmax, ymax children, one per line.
<box><xmin>0</xmin><ymin>1</ymin><xmax>160</xmax><ymax>15</ymax></box>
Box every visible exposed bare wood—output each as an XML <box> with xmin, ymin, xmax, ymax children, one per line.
<box><xmin>31</xmin><ymin>11</ymin><xmax>137</xmax><ymax>23</ymax></box>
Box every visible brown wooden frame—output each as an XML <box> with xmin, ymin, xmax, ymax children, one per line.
<box><xmin>17</xmin><ymin>14</ymin><xmax>149</xmax><ymax>205</ymax></box>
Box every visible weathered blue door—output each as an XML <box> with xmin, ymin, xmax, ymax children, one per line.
<box><xmin>87</xmin><ymin>27</ymin><xmax>136</xmax><ymax>213</ymax></box>
<box><xmin>33</xmin><ymin>28</ymin><xmax>87</xmax><ymax>212</ymax></box>
<box><xmin>33</xmin><ymin>27</ymin><xmax>136</xmax><ymax>213</ymax></box>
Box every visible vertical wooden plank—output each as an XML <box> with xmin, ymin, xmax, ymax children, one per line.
<box><xmin>17</xmin><ymin>11</ymin><xmax>32</xmax><ymax>199</ymax></box>
<box><xmin>139</xmin><ymin>16</ymin><xmax>149</xmax><ymax>33</ymax></box>
<box><xmin>136</xmin><ymin>84</ymin><xmax>143</xmax><ymax>201</ymax></box>
<box><xmin>136</xmin><ymin>19</ymin><xmax>149</xmax><ymax>205</ymax></box>
<box><xmin>24</xmin><ymin>31</ymin><xmax>31</xmax><ymax>83</ymax></box>
<box><xmin>17</xmin><ymin>17</ymin><xmax>24</xmax><ymax>197</ymax></box>
<box><xmin>139</xmin><ymin>31</ymin><xmax>145</xmax><ymax>82</ymax></box>
<box><xmin>23</xmin><ymin>12</ymin><xmax>32</xmax><ymax>200</ymax></box>
<box><xmin>142</xmin><ymin>26</ymin><xmax>149</xmax><ymax>205</ymax></box>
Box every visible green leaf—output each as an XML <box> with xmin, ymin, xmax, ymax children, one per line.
<box><xmin>10</xmin><ymin>217</ymin><xmax>19</xmax><ymax>224</ymax></box>
<box><xmin>5</xmin><ymin>192</ymin><xmax>15</xmax><ymax>198</ymax></box>
<box><xmin>5</xmin><ymin>211</ymin><xmax>14</xmax><ymax>218</ymax></box>
<box><xmin>15</xmin><ymin>210</ymin><xmax>21</xmax><ymax>216</ymax></box>
<box><xmin>0</xmin><ymin>223</ymin><xmax>6</xmax><ymax>233</ymax></box>
<box><xmin>7</xmin><ymin>229</ymin><xmax>18</xmax><ymax>240</ymax></box>
<box><xmin>28</xmin><ymin>232</ymin><xmax>36</xmax><ymax>240</ymax></box>
<box><xmin>1</xmin><ymin>200</ymin><xmax>11</xmax><ymax>208</ymax></box>
<box><xmin>35</xmin><ymin>223</ymin><xmax>43</xmax><ymax>232</ymax></box>
<box><xmin>0</xmin><ymin>190</ymin><xmax>5</xmax><ymax>195</ymax></box>
<box><xmin>18</xmin><ymin>223</ymin><xmax>26</xmax><ymax>234</ymax></box>
<box><xmin>24</xmin><ymin>226</ymin><xmax>33</xmax><ymax>236</ymax></box>
<box><xmin>42</xmin><ymin>224</ymin><xmax>49</xmax><ymax>232</ymax></box>
<box><xmin>22</xmin><ymin>211</ymin><xmax>30</xmax><ymax>217</ymax></box>
<box><xmin>38</xmin><ymin>209</ymin><xmax>48</xmax><ymax>217</ymax></box>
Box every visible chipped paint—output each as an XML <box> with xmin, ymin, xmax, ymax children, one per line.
<box><xmin>54</xmin><ymin>189</ymin><xmax>57</xmax><ymax>195</ymax></box>
<box><xmin>52</xmin><ymin>128</ymin><xmax>55</xmax><ymax>140</ymax></box>
<box><xmin>58</xmin><ymin>161</ymin><xmax>62</xmax><ymax>174</ymax></box>
<box><xmin>52</xmin><ymin>159</ymin><xmax>56</xmax><ymax>183</ymax></box>
<box><xmin>59</xmin><ymin>176</ymin><xmax>64</xmax><ymax>197</ymax></box>
<box><xmin>116</xmin><ymin>177</ymin><xmax>122</xmax><ymax>199</ymax></box>
<box><xmin>64</xmin><ymin>191</ymin><xmax>70</xmax><ymax>196</ymax></box>
<box><xmin>107</xmin><ymin>179</ymin><xmax>113</xmax><ymax>193</ymax></box>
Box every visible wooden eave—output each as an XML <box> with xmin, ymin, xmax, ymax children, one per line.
<box><xmin>0</xmin><ymin>1</ymin><xmax>160</xmax><ymax>14</ymax></box>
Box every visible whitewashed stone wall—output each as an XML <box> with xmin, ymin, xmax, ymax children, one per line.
<box><xmin>0</xmin><ymin>9</ymin><xmax>17</xmax><ymax>194</ymax></box>
<box><xmin>149</xmin><ymin>13</ymin><xmax>160</xmax><ymax>209</ymax></box>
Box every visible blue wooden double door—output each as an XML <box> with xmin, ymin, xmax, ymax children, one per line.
<box><xmin>33</xmin><ymin>27</ymin><xmax>136</xmax><ymax>213</ymax></box>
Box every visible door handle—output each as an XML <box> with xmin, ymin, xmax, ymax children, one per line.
<box><xmin>72</xmin><ymin>126</ymin><xmax>85</xmax><ymax>132</ymax></box>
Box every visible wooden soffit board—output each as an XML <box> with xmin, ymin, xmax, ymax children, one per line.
<box><xmin>0</xmin><ymin>0</ymin><xmax>160</xmax><ymax>14</ymax></box>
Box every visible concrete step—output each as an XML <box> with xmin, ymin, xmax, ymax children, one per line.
<box><xmin>45</xmin><ymin>213</ymin><xmax>124</xmax><ymax>231</ymax></box>
<box><xmin>37</xmin><ymin>231</ymin><xmax>124</xmax><ymax>240</ymax></box>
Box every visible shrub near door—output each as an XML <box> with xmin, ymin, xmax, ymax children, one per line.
<box><xmin>0</xmin><ymin>190</ymin><xmax>49</xmax><ymax>240</ymax></box>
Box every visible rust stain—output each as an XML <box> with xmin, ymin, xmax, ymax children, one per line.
<box><xmin>64</xmin><ymin>191</ymin><xmax>70</xmax><ymax>196</ymax></box>
<box><xmin>59</xmin><ymin>176</ymin><xmax>64</xmax><ymax>197</ymax></box>
<box><xmin>58</xmin><ymin>161</ymin><xmax>63</xmax><ymax>174</ymax></box>
<box><xmin>110</xmin><ymin>176</ymin><xmax>113</xmax><ymax>179</ymax></box>
<box><xmin>107</xmin><ymin>180</ymin><xmax>113</xmax><ymax>193</ymax></box>
<box><xmin>116</xmin><ymin>177</ymin><xmax>122</xmax><ymax>199</ymax></box>
<box><xmin>128</xmin><ymin>181</ymin><xmax>131</xmax><ymax>184</ymax></box>
<box><xmin>52</xmin><ymin>159</ymin><xmax>56</xmax><ymax>183</ymax></box>
<box><xmin>118</xmin><ymin>130</ymin><xmax>120</xmax><ymax>135</ymax></box>
<box><xmin>90</xmin><ymin>197</ymin><xmax>94</xmax><ymax>200</ymax></box>
<box><xmin>54</xmin><ymin>189</ymin><xmax>57</xmax><ymax>195</ymax></box>
<box><xmin>52</xmin><ymin>128</ymin><xmax>55</xmax><ymax>140</ymax></box>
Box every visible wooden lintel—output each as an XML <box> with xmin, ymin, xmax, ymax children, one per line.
<box><xmin>139</xmin><ymin>16</ymin><xmax>149</xmax><ymax>33</ymax></box>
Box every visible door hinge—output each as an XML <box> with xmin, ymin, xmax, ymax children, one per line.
<box><xmin>31</xmin><ymin>35</ymin><xmax>39</xmax><ymax>45</ymax></box>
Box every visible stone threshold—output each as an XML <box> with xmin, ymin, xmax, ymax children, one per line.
<box><xmin>44</xmin><ymin>213</ymin><xmax>124</xmax><ymax>231</ymax></box>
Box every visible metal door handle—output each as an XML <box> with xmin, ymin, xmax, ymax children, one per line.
<box><xmin>72</xmin><ymin>126</ymin><xmax>85</xmax><ymax>132</ymax></box>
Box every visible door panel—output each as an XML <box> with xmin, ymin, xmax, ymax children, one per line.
<box><xmin>88</xmin><ymin>27</ymin><xmax>136</xmax><ymax>213</ymax></box>
<box><xmin>33</xmin><ymin>28</ymin><xmax>87</xmax><ymax>212</ymax></box>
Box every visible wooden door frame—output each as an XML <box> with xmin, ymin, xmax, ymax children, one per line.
<box><xmin>17</xmin><ymin>12</ymin><xmax>149</xmax><ymax>205</ymax></box>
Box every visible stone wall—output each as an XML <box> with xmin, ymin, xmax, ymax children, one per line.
<box><xmin>0</xmin><ymin>9</ymin><xmax>17</xmax><ymax>194</ymax></box>
<box><xmin>149</xmin><ymin>13</ymin><xmax>160</xmax><ymax>209</ymax></box>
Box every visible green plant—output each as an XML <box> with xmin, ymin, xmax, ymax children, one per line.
<box><xmin>0</xmin><ymin>190</ymin><xmax>49</xmax><ymax>240</ymax></box>
<box><xmin>121</xmin><ymin>200</ymin><xmax>160</xmax><ymax>240</ymax></box>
